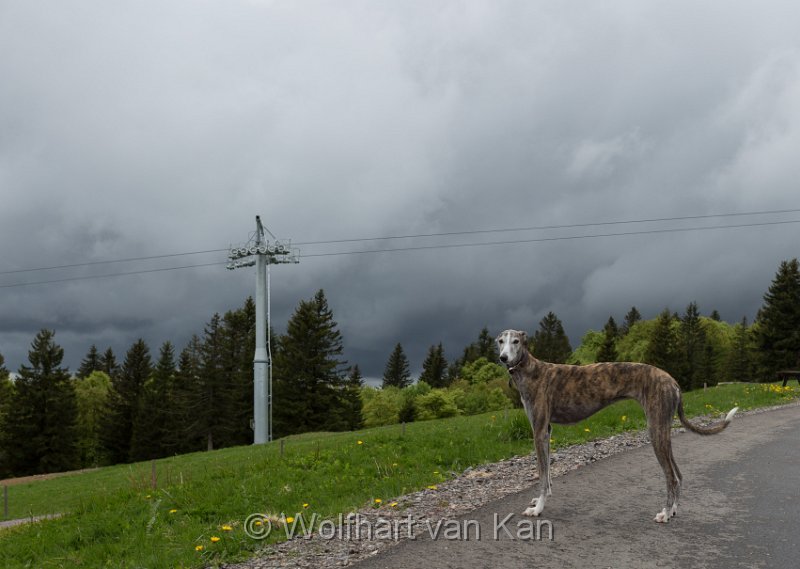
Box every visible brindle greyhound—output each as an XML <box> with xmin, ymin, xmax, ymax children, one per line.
<box><xmin>497</xmin><ymin>329</ymin><xmax>738</xmax><ymax>523</ymax></box>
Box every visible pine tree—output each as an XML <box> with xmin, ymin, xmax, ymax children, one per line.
<box><xmin>621</xmin><ymin>306</ymin><xmax>642</xmax><ymax>335</ymax></box>
<box><xmin>101</xmin><ymin>339</ymin><xmax>152</xmax><ymax>464</ymax></box>
<box><xmin>2</xmin><ymin>330</ymin><xmax>79</xmax><ymax>475</ymax></box>
<box><xmin>130</xmin><ymin>342</ymin><xmax>176</xmax><ymax>461</ymax></box>
<box><xmin>531</xmin><ymin>312</ymin><xmax>573</xmax><ymax>363</ymax></box>
<box><xmin>273</xmin><ymin>290</ymin><xmax>349</xmax><ymax>436</ymax></box>
<box><xmin>755</xmin><ymin>258</ymin><xmax>800</xmax><ymax>380</ymax></box>
<box><xmin>596</xmin><ymin>316</ymin><xmax>619</xmax><ymax>362</ymax></box>
<box><xmin>419</xmin><ymin>343</ymin><xmax>448</xmax><ymax>387</ymax></box>
<box><xmin>645</xmin><ymin>310</ymin><xmax>680</xmax><ymax>386</ymax></box>
<box><xmin>382</xmin><ymin>343</ymin><xmax>411</xmax><ymax>388</ymax></box>
<box><xmin>77</xmin><ymin>344</ymin><xmax>102</xmax><ymax>379</ymax></box>
<box><xmin>710</xmin><ymin>309</ymin><xmax>722</xmax><ymax>321</ymax></box>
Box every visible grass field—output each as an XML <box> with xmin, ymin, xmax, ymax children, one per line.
<box><xmin>0</xmin><ymin>382</ymin><xmax>796</xmax><ymax>568</ymax></box>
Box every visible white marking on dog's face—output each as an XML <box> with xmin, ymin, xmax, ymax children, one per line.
<box><xmin>497</xmin><ymin>329</ymin><xmax>525</xmax><ymax>366</ymax></box>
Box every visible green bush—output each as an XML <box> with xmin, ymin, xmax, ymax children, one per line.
<box><xmin>361</xmin><ymin>386</ymin><xmax>403</xmax><ymax>427</ymax></box>
<box><xmin>459</xmin><ymin>357</ymin><xmax>507</xmax><ymax>384</ymax></box>
<box><xmin>415</xmin><ymin>389</ymin><xmax>461</xmax><ymax>421</ymax></box>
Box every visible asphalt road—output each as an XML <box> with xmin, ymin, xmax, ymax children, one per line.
<box><xmin>352</xmin><ymin>404</ymin><xmax>800</xmax><ymax>569</ymax></box>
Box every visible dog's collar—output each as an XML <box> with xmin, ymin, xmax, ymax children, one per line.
<box><xmin>506</xmin><ymin>349</ymin><xmax>529</xmax><ymax>374</ymax></box>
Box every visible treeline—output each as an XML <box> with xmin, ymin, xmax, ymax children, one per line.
<box><xmin>358</xmin><ymin>257</ymin><xmax>800</xmax><ymax>425</ymax></box>
<box><xmin>1</xmin><ymin>258</ymin><xmax>799</xmax><ymax>478</ymax></box>
<box><xmin>0</xmin><ymin>290</ymin><xmax>362</xmax><ymax>478</ymax></box>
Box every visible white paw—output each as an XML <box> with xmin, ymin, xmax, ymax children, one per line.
<box><xmin>670</xmin><ymin>504</ymin><xmax>678</xmax><ymax>517</ymax></box>
<box><xmin>654</xmin><ymin>509</ymin><xmax>669</xmax><ymax>523</ymax></box>
<box><xmin>523</xmin><ymin>506</ymin><xmax>540</xmax><ymax>517</ymax></box>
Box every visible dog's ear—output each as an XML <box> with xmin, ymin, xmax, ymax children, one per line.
<box><xmin>519</xmin><ymin>331</ymin><xmax>528</xmax><ymax>345</ymax></box>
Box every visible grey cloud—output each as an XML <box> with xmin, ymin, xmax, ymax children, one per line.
<box><xmin>2</xmin><ymin>1</ymin><xmax>800</xmax><ymax>378</ymax></box>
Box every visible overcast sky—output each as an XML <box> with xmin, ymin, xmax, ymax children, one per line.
<box><xmin>2</xmin><ymin>1</ymin><xmax>800</xmax><ymax>382</ymax></box>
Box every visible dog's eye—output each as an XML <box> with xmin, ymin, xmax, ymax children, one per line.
<box><xmin>512</xmin><ymin>339</ymin><xmax>519</xmax><ymax>344</ymax></box>
<box><xmin>498</xmin><ymin>339</ymin><xmax>504</xmax><ymax>344</ymax></box>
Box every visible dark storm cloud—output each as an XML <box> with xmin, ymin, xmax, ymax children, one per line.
<box><xmin>2</xmin><ymin>1</ymin><xmax>800</xmax><ymax>379</ymax></box>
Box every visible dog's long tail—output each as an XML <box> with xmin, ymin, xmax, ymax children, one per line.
<box><xmin>677</xmin><ymin>397</ymin><xmax>738</xmax><ymax>435</ymax></box>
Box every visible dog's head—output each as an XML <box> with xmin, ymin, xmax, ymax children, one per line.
<box><xmin>496</xmin><ymin>329</ymin><xmax>528</xmax><ymax>368</ymax></box>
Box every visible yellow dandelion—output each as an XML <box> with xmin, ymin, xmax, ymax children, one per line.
<box><xmin>221</xmin><ymin>525</ymin><xmax>233</xmax><ymax>532</ymax></box>
<box><xmin>195</xmin><ymin>545</ymin><xmax>204</xmax><ymax>552</ymax></box>
<box><xmin>392</xmin><ymin>463</ymin><xmax>398</xmax><ymax>467</ymax></box>
<box><xmin>374</xmin><ymin>498</ymin><xmax>382</xmax><ymax>504</ymax></box>
<box><xmin>169</xmin><ymin>509</ymin><xmax>178</xmax><ymax>514</ymax></box>
<box><xmin>303</xmin><ymin>503</ymin><xmax>309</xmax><ymax>509</ymax></box>
<box><xmin>254</xmin><ymin>520</ymin><xmax>263</xmax><ymax>526</ymax></box>
<box><xmin>427</xmin><ymin>485</ymin><xmax>438</xmax><ymax>490</ymax></box>
<box><xmin>357</xmin><ymin>440</ymin><xmax>364</xmax><ymax>445</ymax></box>
<box><xmin>584</xmin><ymin>428</ymin><xmax>590</xmax><ymax>432</ymax></box>
<box><xmin>210</xmin><ymin>536</ymin><xmax>220</xmax><ymax>543</ymax></box>
<box><xmin>285</xmin><ymin>516</ymin><xmax>295</xmax><ymax>524</ymax></box>
<box><xmin>550</xmin><ymin>438</ymin><xmax>554</xmax><ymax>444</ymax></box>
<box><xmin>390</xmin><ymin>501</ymin><xmax>398</xmax><ymax>507</ymax></box>
<box><xmin>621</xmin><ymin>415</ymin><xmax>627</xmax><ymax>422</ymax></box>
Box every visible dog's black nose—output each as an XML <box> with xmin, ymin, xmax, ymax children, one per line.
<box><xmin>500</xmin><ymin>354</ymin><xmax>508</xmax><ymax>363</ymax></box>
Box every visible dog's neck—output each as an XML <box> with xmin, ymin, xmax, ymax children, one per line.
<box><xmin>507</xmin><ymin>348</ymin><xmax>531</xmax><ymax>375</ymax></box>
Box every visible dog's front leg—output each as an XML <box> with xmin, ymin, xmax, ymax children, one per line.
<box><xmin>524</xmin><ymin>420</ymin><xmax>551</xmax><ymax>517</ymax></box>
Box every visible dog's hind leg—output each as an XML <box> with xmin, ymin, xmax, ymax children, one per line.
<box><xmin>546</xmin><ymin>424</ymin><xmax>553</xmax><ymax>496</ymax></box>
<box><xmin>650</xmin><ymin>422</ymin><xmax>679</xmax><ymax>523</ymax></box>
<box><xmin>669</xmin><ymin>446</ymin><xmax>682</xmax><ymax>518</ymax></box>
<box><xmin>524</xmin><ymin>420</ymin><xmax>551</xmax><ymax>517</ymax></box>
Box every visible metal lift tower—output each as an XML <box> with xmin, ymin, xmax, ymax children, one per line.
<box><xmin>227</xmin><ymin>217</ymin><xmax>299</xmax><ymax>444</ymax></box>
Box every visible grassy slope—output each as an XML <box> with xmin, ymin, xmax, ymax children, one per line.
<box><xmin>0</xmin><ymin>382</ymin><xmax>796</xmax><ymax>568</ymax></box>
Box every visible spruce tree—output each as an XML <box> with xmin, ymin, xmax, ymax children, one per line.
<box><xmin>382</xmin><ymin>343</ymin><xmax>411</xmax><ymax>388</ymax></box>
<box><xmin>343</xmin><ymin>365</ymin><xmax>365</xmax><ymax>430</ymax></box>
<box><xmin>0</xmin><ymin>352</ymin><xmax>14</xmax><ymax>477</ymax></box>
<box><xmin>710</xmin><ymin>309</ymin><xmax>722</xmax><ymax>322</ymax></box>
<box><xmin>193</xmin><ymin>313</ymin><xmax>228</xmax><ymax>451</ymax></box>
<box><xmin>3</xmin><ymin>330</ymin><xmax>79</xmax><ymax>475</ymax></box>
<box><xmin>273</xmin><ymin>290</ymin><xmax>349</xmax><ymax>436</ymax></box>
<box><xmin>596</xmin><ymin>317</ymin><xmax>619</xmax><ymax>362</ymax></box>
<box><xmin>101</xmin><ymin>339</ymin><xmax>152</xmax><ymax>464</ymax></box>
<box><xmin>460</xmin><ymin>327</ymin><xmax>499</xmax><ymax>366</ymax></box>
<box><xmin>130</xmin><ymin>342</ymin><xmax>176</xmax><ymax>461</ymax></box>
<box><xmin>165</xmin><ymin>335</ymin><xmax>203</xmax><ymax>454</ymax></box>
<box><xmin>219</xmin><ymin>298</ymin><xmax>257</xmax><ymax>447</ymax></box>
<box><xmin>419</xmin><ymin>343</ymin><xmax>448</xmax><ymax>387</ymax></box>
<box><xmin>645</xmin><ymin>310</ymin><xmax>681</xmax><ymax>386</ymax></box>
<box><xmin>531</xmin><ymin>312</ymin><xmax>573</xmax><ymax>363</ymax></box>
<box><xmin>678</xmin><ymin>302</ymin><xmax>709</xmax><ymax>390</ymax></box>
<box><xmin>621</xmin><ymin>306</ymin><xmax>642</xmax><ymax>335</ymax></box>
<box><xmin>77</xmin><ymin>344</ymin><xmax>101</xmax><ymax>379</ymax></box>
<box><xmin>755</xmin><ymin>258</ymin><xmax>800</xmax><ymax>380</ymax></box>
<box><xmin>100</xmin><ymin>347</ymin><xmax>120</xmax><ymax>379</ymax></box>
<box><xmin>726</xmin><ymin>317</ymin><xmax>756</xmax><ymax>383</ymax></box>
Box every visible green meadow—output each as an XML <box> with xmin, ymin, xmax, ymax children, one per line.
<box><xmin>0</xmin><ymin>382</ymin><xmax>796</xmax><ymax>569</ymax></box>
